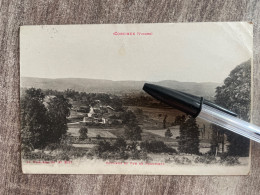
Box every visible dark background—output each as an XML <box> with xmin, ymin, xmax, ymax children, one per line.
<box><xmin>1</xmin><ymin>0</ymin><xmax>260</xmax><ymax>194</ymax></box>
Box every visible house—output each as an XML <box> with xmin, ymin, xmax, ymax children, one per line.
<box><xmin>81</xmin><ymin>104</ymin><xmax>119</xmax><ymax>125</ymax></box>
<box><xmin>77</xmin><ymin>106</ymin><xmax>90</xmax><ymax>113</ymax></box>
<box><xmin>82</xmin><ymin>116</ymin><xmax>106</xmax><ymax>124</ymax></box>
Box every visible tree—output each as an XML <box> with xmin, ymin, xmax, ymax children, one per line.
<box><xmin>97</xmin><ymin>140</ymin><xmax>111</xmax><ymax>154</ymax></box>
<box><xmin>79</xmin><ymin>127</ymin><xmax>88</xmax><ymax>140</ymax></box>
<box><xmin>124</xmin><ymin>124</ymin><xmax>142</xmax><ymax>141</ymax></box>
<box><xmin>178</xmin><ymin>116</ymin><xmax>200</xmax><ymax>154</ymax></box>
<box><xmin>213</xmin><ymin>60</ymin><xmax>251</xmax><ymax>156</ymax></box>
<box><xmin>21</xmin><ymin>88</ymin><xmax>73</xmax><ymax>155</ymax></box>
<box><xmin>110</xmin><ymin>95</ymin><xmax>123</xmax><ymax>111</ymax></box>
<box><xmin>165</xmin><ymin>128</ymin><xmax>173</xmax><ymax>138</ymax></box>
<box><xmin>163</xmin><ymin>114</ymin><xmax>168</xmax><ymax>128</ymax></box>
<box><xmin>47</xmin><ymin>95</ymin><xmax>72</xmax><ymax>143</ymax></box>
<box><xmin>113</xmin><ymin>137</ymin><xmax>127</xmax><ymax>151</ymax></box>
<box><xmin>21</xmin><ymin>88</ymin><xmax>49</xmax><ymax>150</ymax></box>
<box><xmin>121</xmin><ymin>110</ymin><xmax>138</xmax><ymax>125</ymax></box>
<box><xmin>140</xmin><ymin>140</ymin><xmax>176</xmax><ymax>153</ymax></box>
<box><xmin>173</xmin><ymin>115</ymin><xmax>186</xmax><ymax>126</ymax></box>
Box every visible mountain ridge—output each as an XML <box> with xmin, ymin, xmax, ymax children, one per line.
<box><xmin>21</xmin><ymin>77</ymin><xmax>220</xmax><ymax>100</ymax></box>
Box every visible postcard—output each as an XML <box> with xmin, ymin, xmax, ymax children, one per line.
<box><xmin>20</xmin><ymin>22</ymin><xmax>252</xmax><ymax>175</ymax></box>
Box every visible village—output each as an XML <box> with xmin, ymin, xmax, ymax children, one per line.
<box><xmin>57</xmin><ymin>93</ymin><xmax>215</xmax><ymax>156</ymax></box>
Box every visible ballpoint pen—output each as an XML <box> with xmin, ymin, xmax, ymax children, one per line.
<box><xmin>143</xmin><ymin>83</ymin><xmax>260</xmax><ymax>143</ymax></box>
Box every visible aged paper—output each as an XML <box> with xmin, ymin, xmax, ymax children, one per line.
<box><xmin>20</xmin><ymin>23</ymin><xmax>252</xmax><ymax>175</ymax></box>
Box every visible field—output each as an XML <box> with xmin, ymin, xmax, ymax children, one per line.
<box><xmin>128</xmin><ymin>106</ymin><xmax>213</xmax><ymax>140</ymax></box>
<box><xmin>145</xmin><ymin>126</ymin><xmax>180</xmax><ymax>138</ymax></box>
<box><xmin>143</xmin><ymin>129</ymin><xmax>211</xmax><ymax>154</ymax></box>
<box><xmin>128</xmin><ymin>106</ymin><xmax>181</xmax><ymax>128</ymax></box>
<box><xmin>68</xmin><ymin>126</ymin><xmax>117</xmax><ymax>138</ymax></box>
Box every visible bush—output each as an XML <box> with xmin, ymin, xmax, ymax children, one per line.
<box><xmin>140</xmin><ymin>140</ymin><xmax>177</xmax><ymax>154</ymax></box>
<box><xmin>129</xmin><ymin>150</ymin><xmax>140</xmax><ymax>160</ymax></box>
<box><xmin>113</xmin><ymin>137</ymin><xmax>127</xmax><ymax>151</ymax></box>
<box><xmin>21</xmin><ymin>144</ymin><xmax>33</xmax><ymax>155</ymax></box>
<box><xmin>117</xmin><ymin>151</ymin><xmax>129</xmax><ymax>160</ymax></box>
<box><xmin>172</xmin><ymin>156</ymin><xmax>192</xmax><ymax>164</ymax></box>
<box><xmin>44</xmin><ymin>143</ymin><xmax>62</xmax><ymax>151</ymax></box>
<box><xmin>67</xmin><ymin>148</ymin><xmax>86</xmax><ymax>159</ymax></box>
<box><xmin>86</xmin><ymin>149</ymin><xmax>95</xmax><ymax>159</ymax></box>
<box><xmin>99</xmin><ymin>151</ymin><xmax>110</xmax><ymax>160</ymax></box>
<box><xmin>79</xmin><ymin>127</ymin><xmax>88</xmax><ymax>140</ymax></box>
<box><xmin>97</xmin><ymin>140</ymin><xmax>112</xmax><ymax>154</ymax></box>
<box><xmin>135</xmin><ymin>108</ymin><xmax>143</xmax><ymax>115</ymax></box>
<box><xmin>220</xmin><ymin>156</ymin><xmax>240</xmax><ymax>165</ymax></box>
<box><xmin>124</xmin><ymin>124</ymin><xmax>142</xmax><ymax>141</ymax></box>
<box><xmin>22</xmin><ymin>151</ymin><xmax>55</xmax><ymax>161</ymax></box>
<box><xmin>165</xmin><ymin>128</ymin><xmax>173</xmax><ymax>138</ymax></box>
<box><xmin>139</xmin><ymin>151</ymin><xmax>150</xmax><ymax>161</ymax></box>
<box><xmin>194</xmin><ymin>154</ymin><xmax>217</xmax><ymax>164</ymax></box>
<box><xmin>55</xmin><ymin>153</ymin><xmax>70</xmax><ymax>161</ymax></box>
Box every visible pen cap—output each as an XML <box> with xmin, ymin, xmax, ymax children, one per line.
<box><xmin>143</xmin><ymin>83</ymin><xmax>203</xmax><ymax>117</ymax></box>
<box><xmin>176</xmin><ymin>90</ymin><xmax>237</xmax><ymax>117</ymax></box>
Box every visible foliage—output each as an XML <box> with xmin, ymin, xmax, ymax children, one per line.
<box><xmin>47</xmin><ymin>95</ymin><xmax>72</xmax><ymax>143</ymax></box>
<box><xmin>22</xmin><ymin>151</ymin><xmax>55</xmax><ymax>161</ymax></box>
<box><xmin>213</xmin><ymin>60</ymin><xmax>251</xmax><ymax>156</ymax></box>
<box><xmin>95</xmin><ymin>139</ymin><xmax>131</xmax><ymax>160</ymax></box>
<box><xmin>220</xmin><ymin>155</ymin><xmax>240</xmax><ymax>165</ymax></box>
<box><xmin>124</xmin><ymin>124</ymin><xmax>142</xmax><ymax>141</ymax></box>
<box><xmin>209</xmin><ymin>125</ymin><xmax>220</xmax><ymax>155</ymax></box>
<box><xmin>178</xmin><ymin>116</ymin><xmax>200</xmax><ymax>155</ymax></box>
<box><xmin>127</xmin><ymin>141</ymin><xmax>138</xmax><ymax>151</ymax></box>
<box><xmin>97</xmin><ymin>140</ymin><xmax>112</xmax><ymax>154</ymax></box>
<box><xmin>79</xmin><ymin>127</ymin><xmax>88</xmax><ymax>140</ymax></box>
<box><xmin>172</xmin><ymin>156</ymin><xmax>192</xmax><ymax>164</ymax></box>
<box><xmin>165</xmin><ymin>128</ymin><xmax>173</xmax><ymax>138</ymax></box>
<box><xmin>172</xmin><ymin>115</ymin><xmax>186</xmax><ymax>126</ymax></box>
<box><xmin>45</xmin><ymin>89</ymin><xmax>124</xmax><ymax>111</ymax></box>
<box><xmin>140</xmin><ymin>140</ymin><xmax>176</xmax><ymax>154</ymax></box>
<box><xmin>194</xmin><ymin>154</ymin><xmax>217</xmax><ymax>164</ymax></box>
<box><xmin>21</xmin><ymin>88</ymin><xmax>49</xmax><ymax>149</ymax></box>
<box><xmin>113</xmin><ymin>137</ymin><xmax>127</xmax><ymax>151</ymax></box>
<box><xmin>122</xmin><ymin>94</ymin><xmax>159</xmax><ymax>107</ymax></box>
<box><xmin>163</xmin><ymin>114</ymin><xmax>168</xmax><ymax>128</ymax></box>
<box><xmin>134</xmin><ymin>108</ymin><xmax>143</xmax><ymax>115</ymax></box>
<box><xmin>120</xmin><ymin>110</ymin><xmax>143</xmax><ymax>140</ymax></box>
<box><xmin>121</xmin><ymin>110</ymin><xmax>138</xmax><ymax>125</ymax></box>
<box><xmin>23</xmin><ymin>142</ymin><xmax>86</xmax><ymax>161</ymax></box>
<box><xmin>21</xmin><ymin>88</ymin><xmax>72</xmax><ymax>153</ymax></box>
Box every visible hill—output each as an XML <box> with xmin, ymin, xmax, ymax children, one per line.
<box><xmin>21</xmin><ymin>77</ymin><xmax>220</xmax><ymax>99</ymax></box>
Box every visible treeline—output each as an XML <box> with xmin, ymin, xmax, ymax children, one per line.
<box><xmin>122</xmin><ymin>93</ymin><xmax>168</xmax><ymax>108</ymax></box>
<box><xmin>21</xmin><ymin>88</ymin><xmax>71</xmax><ymax>153</ymax></box>
<box><xmin>44</xmin><ymin>89</ymin><xmax>123</xmax><ymax>111</ymax></box>
<box><xmin>93</xmin><ymin>137</ymin><xmax>177</xmax><ymax>160</ymax></box>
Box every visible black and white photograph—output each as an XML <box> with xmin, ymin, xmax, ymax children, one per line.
<box><xmin>20</xmin><ymin>23</ymin><xmax>252</xmax><ymax>175</ymax></box>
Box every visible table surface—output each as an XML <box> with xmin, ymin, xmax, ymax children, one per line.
<box><xmin>1</xmin><ymin>0</ymin><xmax>260</xmax><ymax>194</ymax></box>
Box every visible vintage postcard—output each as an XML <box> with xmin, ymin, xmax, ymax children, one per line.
<box><xmin>20</xmin><ymin>22</ymin><xmax>253</xmax><ymax>175</ymax></box>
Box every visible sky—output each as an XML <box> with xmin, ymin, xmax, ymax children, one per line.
<box><xmin>20</xmin><ymin>22</ymin><xmax>252</xmax><ymax>83</ymax></box>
